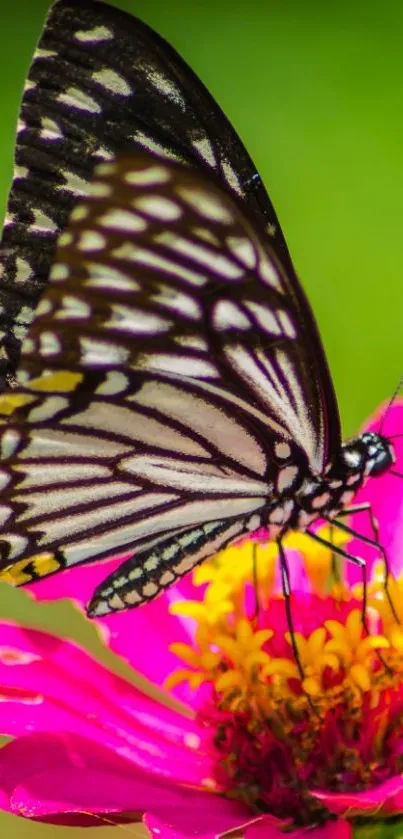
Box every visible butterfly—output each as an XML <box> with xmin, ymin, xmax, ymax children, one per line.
<box><xmin>0</xmin><ymin>0</ymin><xmax>396</xmax><ymax>621</ymax></box>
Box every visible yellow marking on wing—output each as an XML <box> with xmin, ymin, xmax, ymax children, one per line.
<box><xmin>27</xmin><ymin>371</ymin><xmax>83</xmax><ymax>393</ymax></box>
<box><xmin>0</xmin><ymin>553</ymin><xmax>61</xmax><ymax>586</ymax></box>
<box><xmin>0</xmin><ymin>393</ymin><xmax>36</xmax><ymax>416</ymax></box>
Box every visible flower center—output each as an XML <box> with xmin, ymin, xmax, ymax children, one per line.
<box><xmin>166</xmin><ymin>529</ymin><xmax>403</xmax><ymax>824</ymax></box>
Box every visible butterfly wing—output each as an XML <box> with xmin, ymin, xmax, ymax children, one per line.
<box><xmin>0</xmin><ymin>0</ymin><xmax>291</xmax><ymax>388</ymax></box>
<box><xmin>0</xmin><ymin>152</ymin><xmax>338</xmax><ymax>611</ymax></box>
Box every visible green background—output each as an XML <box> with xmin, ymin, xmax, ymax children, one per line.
<box><xmin>0</xmin><ymin>1</ymin><xmax>402</xmax><ymax>836</ymax></box>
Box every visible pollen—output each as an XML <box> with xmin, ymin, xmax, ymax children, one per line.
<box><xmin>166</xmin><ymin>526</ymin><xmax>403</xmax><ymax>818</ymax></box>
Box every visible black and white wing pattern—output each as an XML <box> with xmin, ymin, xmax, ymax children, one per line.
<box><xmin>0</xmin><ymin>152</ymin><xmax>339</xmax><ymax>615</ymax></box>
<box><xmin>0</xmin><ymin>0</ymin><xmax>295</xmax><ymax>390</ymax></box>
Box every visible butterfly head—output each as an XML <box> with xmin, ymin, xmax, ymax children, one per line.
<box><xmin>362</xmin><ymin>432</ymin><xmax>395</xmax><ymax>477</ymax></box>
<box><xmin>342</xmin><ymin>431</ymin><xmax>395</xmax><ymax>479</ymax></box>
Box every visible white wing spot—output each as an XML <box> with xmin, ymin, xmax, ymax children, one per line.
<box><xmin>277</xmin><ymin>466</ymin><xmax>298</xmax><ymax>494</ymax></box>
<box><xmin>59</xmin><ymin>169</ymin><xmax>90</xmax><ymax>197</ymax></box>
<box><xmin>191</xmin><ymin>226</ymin><xmax>220</xmax><ymax>247</ymax></box>
<box><xmin>74</xmin><ymin>26</ymin><xmax>114</xmax><ymax>42</ymax></box>
<box><xmin>1</xmin><ymin>429</ymin><xmax>20</xmax><ymax>459</ymax></box>
<box><xmin>221</xmin><ymin>159</ymin><xmax>243</xmax><ymax>195</ymax></box>
<box><xmin>226</xmin><ymin>236</ymin><xmax>256</xmax><ymax>269</ymax></box>
<box><xmin>70</xmin><ymin>205</ymin><xmax>89</xmax><ymax>222</ymax></box>
<box><xmin>134</xmin><ymin>195</ymin><xmax>182</xmax><ymax>221</ymax></box>
<box><xmin>84</xmin><ymin>263</ymin><xmax>140</xmax><ymax>292</ymax></box>
<box><xmin>92</xmin><ymin>147</ymin><xmax>114</xmax><ymax>162</ymax></box>
<box><xmin>29</xmin><ymin>397</ymin><xmax>68</xmax><ymax>422</ymax></box>
<box><xmin>15</xmin><ymin>258</ymin><xmax>32</xmax><ymax>284</ymax></box>
<box><xmin>34</xmin><ymin>48</ymin><xmax>57</xmax><ymax>59</ymax></box>
<box><xmin>106</xmin><ymin>304</ymin><xmax>171</xmax><ymax>335</ymax></box>
<box><xmin>138</xmin><ymin>354</ymin><xmax>218</xmax><ymax>379</ymax></box>
<box><xmin>147</xmin><ymin>68</ymin><xmax>187</xmax><ymax>110</ymax></box>
<box><xmin>57</xmin><ymin>87</ymin><xmax>101</xmax><ymax>114</ymax></box>
<box><xmin>50</xmin><ymin>263</ymin><xmax>69</xmax><ymax>282</ymax></box>
<box><xmin>40</xmin><ymin>117</ymin><xmax>63</xmax><ymax>141</ymax></box>
<box><xmin>58</xmin><ymin>232</ymin><xmax>74</xmax><ymax>247</ymax></box>
<box><xmin>88</xmin><ymin>182</ymin><xmax>112</xmax><ymax>198</ymax></box>
<box><xmin>144</xmin><ymin>556</ymin><xmax>159</xmax><ymax>572</ymax></box>
<box><xmin>131</xmin><ymin>130</ymin><xmax>183</xmax><ymax>163</ymax></box>
<box><xmin>99</xmin><ymin>209</ymin><xmax>147</xmax><ymax>232</ymax></box>
<box><xmin>152</xmin><ymin>284</ymin><xmax>201</xmax><ymax>320</ymax></box>
<box><xmin>92</xmin><ymin>68</ymin><xmax>131</xmax><ymax>97</ymax></box>
<box><xmin>246</xmin><ymin>514</ymin><xmax>261</xmax><ymax>532</ymax></box>
<box><xmin>39</xmin><ymin>331</ymin><xmax>61</xmax><ymax>357</ymax></box>
<box><xmin>191</xmin><ymin>137</ymin><xmax>216</xmax><ymax>166</ymax></box>
<box><xmin>277</xmin><ymin>310</ymin><xmax>297</xmax><ymax>338</ymax></box>
<box><xmin>31</xmin><ymin>209</ymin><xmax>58</xmax><ymax>233</ymax></box>
<box><xmin>177</xmin><ymin>185</ymin><xmax>233</xmax><ymax>223</ymax></box>
<box><xmin>245</xmin><ymin>301</ymin><xmax>281</xmax><ymax>334</ymax></box>
<box><xmin>35</xmin><ymin>298</ymin><xmax>53</xmax><ymax>317</ymax></box>
<box><xmin>258</xmin><ymin>251</ymin><xmax>282</xmax><ymax>291</ymax></box>
<box><xmin>78</xmin><ymin>231</ymin><xmax>106</xmax><ymax>252</ymax></box>
<box><xmin>80</xmin><ymin>337</ymin><xmax>130</xmax><ymax>367</ymax></box>
<box><xmin>96</xmin><ymin>163</ymin><xmax>118</xmax><ymax>176</ymax></box>
<box><xmin>128</xmin><ymin>567</ymin><xmax>144</xmax><ymax>581</ymax></box>
<box><xmin>312</xmin><ymin>492</ymin><xmax>331</xmax><ymax>510</ymax></box>
<box><xmin>213</xmin><ymin>300</ymin><xmax>251</xmax><ymax>330</ymax></box>
<box><xmin>275</xmin><ymin>442</ymin><xmax>291</xmax><ymax>459</ymax></box>
<box><xmin>269</xmin><ymin>500</ymin><xmax>294</xmax><ymax>525</ymax></box>
<box><xmin>124</xmin><ymin>165</ymin><xmax>171</xmax><ymax>186</ymax></box>
<box><xmin>96</xmin><ymin>372</ymin><xmax>128</xmax><ymax>396</ymax></box>
<box><xmin>15</xmin><ymin>165</ymin><xmax>29</xmax><ymax>180</ymax></box>
<box><xmin>57</xmin><ymin>295</ymin><xmax>91</xmax><ymax>320</ymax></box>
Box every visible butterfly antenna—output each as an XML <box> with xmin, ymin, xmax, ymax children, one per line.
<box><xmin>390</xmin><ymin>470</ymin><xmax>403</xmax><ymax>479</ymax></box>
<box><xmin>378</xmin><ymin>375</ymin><xmax>403</xmax><ymax>436</ymax></box>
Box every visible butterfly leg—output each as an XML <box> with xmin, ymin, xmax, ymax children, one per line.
<box><xmin>306</xmin><ymin>527</ymin><xmax>368</xmax><ymax>629</ymax></box>
<box><xmin>327</xmin><ymin>504</ymin><xmax>399</xmax><ymax>624</ymax></box>
<box><xmin>307</xmin><ymin>525</ymin><xmax>394</xmax><ymax>674</ymax></box>
<box><xmin>277</xmin><ymin>538</ymin><xmax>305</xmax><ymax>682</ymax></box>
<box><xmin>251</xmin><ymin>542</ymin><xmax>261</xmax><ymax>622</ymax></box>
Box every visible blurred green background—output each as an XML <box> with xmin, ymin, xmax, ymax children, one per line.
<box><xmin>0</xmin><ymin>0</ymin><xmax>402</xmax><ymax>836</ymax></box>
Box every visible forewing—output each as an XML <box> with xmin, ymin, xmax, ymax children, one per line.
<box><xmin>0</xmin><ymin>0</ymin><xmax>290</xmax><ymax>388</ymax></box>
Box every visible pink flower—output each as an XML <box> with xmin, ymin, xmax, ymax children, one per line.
<box><xmin>0</xmin><ymin>401</ymin><xmax>401</xmax><ymax>838</ymax></box>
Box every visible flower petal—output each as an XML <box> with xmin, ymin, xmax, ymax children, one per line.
<box><xmin>144</xmin><ymin>800</ymin><xmax>255</xmax><ymax>839</ymax></box>
<box><xmin>25</xmin><ymin>556</ymin><xmax>207</xmax><ymax>706</ymax></box>
<box><xmin>245</xmin><ymin>815</ymin><xmax>352</xmax><ymax>838</ymax></box>
<box><xmin>313</xmin><ymin>775</ymin><xmax>403</xmax><ymax>817</ymax></box>
<box><xmin>347</xmin><ymin>400</ymin><xmax>403</xmax><ymax>584</ymax></box>
<box><xmin>0</xmin><ymin>731</ymin><xmax>239</xmax><ymax>827</ymax></box>
<box><xmin>0</xmin><ymin>729</ymin><xmax>251</xmax><ymax>831</ymax></box>
<box><xmin>0</xmin><ymin>622</ymin><xmax>214</xmax><ymax>789</ymax></box>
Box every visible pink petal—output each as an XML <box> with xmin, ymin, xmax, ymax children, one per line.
<box><xmin>0</xmin><ymin>622</ymin><xmax>213</xmax><ymax>789</ymax></box>
<box><xmin>25</xmin><ymin>553</ymin><xmax>205</xmax><ymax>705</ymax></box>
<box><xmin>0</xmin><ymin>732</ymin><xmax>249</xmax><ymax>830</ymax></box>
<box><xmin>313</xmin><ymin>775</ymin><xmax>403</xmax><ymax>817</ymax></box>
<box><xmin>144</xmin><ymin>800</ymin><xmax>254</xmax><ymax>839</ymax></box>
<box><xmin>347</xmin><ymin>400</ymin><xmax>403</xmax><ymax>584</ymax></box>
<box><xmin>245</xmin><ymin>815</ymin><xmax>352</xmax><ymax>839</ymax></box>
